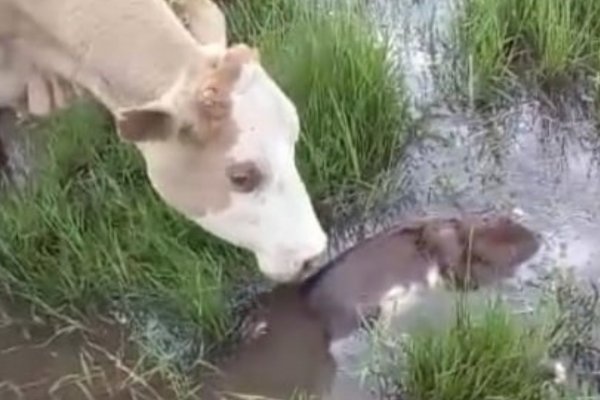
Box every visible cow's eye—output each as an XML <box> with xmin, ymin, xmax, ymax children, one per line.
<box><xmin>226</xmin><ymin>161</ymin><xmax>263</xmax><ymax>193</ymax></box>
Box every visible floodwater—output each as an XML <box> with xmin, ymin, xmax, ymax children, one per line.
<box><xmin>2</xmin><ymin>0</ymin><xmax>600</xmax><ymax>398</ymax></box>
<box><xmin>0</xmin><ymin>296</ymin><xmax>181</xmax><ymax>400</ymax></box>
<box><xmin>371</xmin><ymin>0</ymin><xmax>600</xmax><ymax>282</ymax></box>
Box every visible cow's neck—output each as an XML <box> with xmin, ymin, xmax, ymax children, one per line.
<box><xmin>3</xmin><ymin>0</ymin><xmax>209</xmax><ymax>111</ymax></box>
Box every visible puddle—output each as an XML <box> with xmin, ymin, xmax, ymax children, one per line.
<box><xmin>0</xmin><ymin>296</ymin><xmax>181</xmax><ymax>400</ymax></box>
<box><xmin>200</xmin><ymin>286</ymin><xmax>335</xmax><ymax>399</ymax></box>
<box><xmin>398</xmin><ymin>102</ymin><xmax>600</xmax><ymax>281</ymax></box>
<box><xmin>369</xmin><ymin>0</ymin><xmax>600</xmax><ymax>284</ymax></box>
<box><xmin>354</xmin><ymin>0</ymin><xmax>600</xmax><ymax>395</ymax></box>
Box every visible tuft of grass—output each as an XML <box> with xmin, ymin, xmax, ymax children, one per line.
<box><xmin>376</xmin><ymin>297</ymin><xmax>556</xmax><ymax>400</ymax></box>
<box><xmin>460</xmin><ymin>0</ymin><xmax>600</xmax><ymax>102</ymax></box>
<box><xmin>224</xmin><ymin>0</ymin><xmax>410</xmax><ymax>209</ymax></box>
<box><xmin>0</xmin><ymin>102</ymin><xmax>252</xmax><ymax>347</ymax></box>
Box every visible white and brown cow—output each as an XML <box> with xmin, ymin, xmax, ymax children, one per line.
<box><xmin>0</xmin><ymin>0</ymin><xmax>328</xmax><ymax>282</ymax></box>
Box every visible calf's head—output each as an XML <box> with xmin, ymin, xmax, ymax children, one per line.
<box><xmin>114</xmin><ymin>44</ymin><xmax>327</xmax><ymax>282</ymax></box>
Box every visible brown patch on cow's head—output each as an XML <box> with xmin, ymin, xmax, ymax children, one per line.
<box><xmin>112</xmin><ymin>44</ymin><xmax>265</xmax><ymax>215</ymax></box>
<box><xmin>116</xmin><ymin>44</ymin><xmax>257</xmax><ymax>144</ymax></box>
<box><xmin>193</xmin><ymin>44</ymin><xmax>259</xmax><ymax>136</ymax></box>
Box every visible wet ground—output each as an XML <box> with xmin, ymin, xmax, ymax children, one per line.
<box><xmin>0</xmin><ymin>296</ymin><xmax>182</xmax><ymax>400</ymax></box>
<box><xmin>2</xmin><ymin>0</ymin><xmax>600</xmax><ymax>398</ymax></box>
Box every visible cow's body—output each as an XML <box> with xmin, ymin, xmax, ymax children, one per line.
<box><xmin>0</xmin><ymin>0</ymin><xmax>204</xmax><ymax>110</ymax></box>
<box><xmin>0</xmin><ymin>0</ymin><xmax>327</xmax><ymax>282</ymax></box>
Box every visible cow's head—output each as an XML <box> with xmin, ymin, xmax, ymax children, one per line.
<box><xmin>114</xmin><ymin>42</ymin><xmax>327</xmax><ymax>283</ymax></box>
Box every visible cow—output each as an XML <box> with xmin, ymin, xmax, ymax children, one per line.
<box><xmin>0</xmin><ymin>0</ymin><xmax>328</xmax><ymax>283</ymax></box>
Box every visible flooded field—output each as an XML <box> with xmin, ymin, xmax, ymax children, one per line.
<box><xmin>2</xmin><ymin>0</ymin><xmax>600</xmax><ymax>399</ymax></box>
<box><xmin>0</xmin><ymin>296</ymin><xmax>179</xmax><ymax>400</ymax></box>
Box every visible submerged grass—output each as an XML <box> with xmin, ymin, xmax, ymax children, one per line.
<box><xmin>370</xmin><ymin>297</ymin><xmax>558</xmax><ymax>400</ymax></box>
<box><xmin>224</xmin><ymin>0</ymin><xmax>410</xmax><ymax>208</ymax></box>
<box><xmin>460</xmin><ymin>0</ymin><xmax>600</xmax><ymax>102</ymax></box>
<box><xmin>403</xmin><ymin>302</ymin><xmax>549</xmax><ymax>399</ymax></box>
<box><xmin>0</xmin><ymin>103</ymin><xmax>251</xmax><ymax>346</ymax></box>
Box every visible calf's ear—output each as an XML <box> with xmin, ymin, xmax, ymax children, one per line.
<box><xmin>467</xmin><ymin>217</ymin><xmax>540</xmax><ymax>267</ymax></box>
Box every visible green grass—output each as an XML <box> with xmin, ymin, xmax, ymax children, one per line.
<box><xmin>460</xmin><ymin>0</ymin><xmax>600</xmax><ymax>103</ymax></box>
<box><xmin>364</xmin><ymin>272</ymin><xmax>600</xmax><ymax>400</ymax></box>
<box><xmin>372</xmin><ymin>297</ymin><xmax>557</xmax><ymax>400</ymax></box>
<box><xmin>0</xmin><ymin>103</ymin><xmax>251</xmax><ymax>347</ymax></box>
<box><xmin>224</xmin><ymin>0</ymin><xmax>410</xmax><ymax>210</ymax></box>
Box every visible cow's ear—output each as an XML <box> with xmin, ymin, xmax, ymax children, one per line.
<box><xmin>115</xmin><ymin>101</ymin><xmax>176</xmax><ymax>142</ymax></box>
<box><xmin>26</xmin><ymin>73</ymin><xmax>52</xmax><ymax>116</ymax></box>
<box><xmin>181</xmin><ymin>0</ymin><xmax>227</xmax><ymax>48</ymax></box>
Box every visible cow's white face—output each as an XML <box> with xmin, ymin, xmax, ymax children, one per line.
<box><xmin>114</xmin><ymin>44</ymin><xmax>327</xmax><ymax>283</ymax></box>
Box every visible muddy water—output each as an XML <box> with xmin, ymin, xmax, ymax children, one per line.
<box><xmin>405</xmin><ymin>106</ymin><xmax>600</xmax><ymax>281</ymax></box>
<box><xmin>200</xmin><ymin>286</ymin><xmax>336</xmax><ymax>399</ymax></box>
<box><xmin>371</xmin><ymin>0</ymin><xmax>600</xmax><ymax>282</ymax></box>
<box><xmin>0</xmin><ymin>297</ymin><xmax>183</xmax><ymax>400</ymax></box>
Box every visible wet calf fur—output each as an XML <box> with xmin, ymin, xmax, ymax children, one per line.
<box><xmin>305</xmin><ymin>214</ymin><xmax>540</xmax><ymax>339</ymax></box>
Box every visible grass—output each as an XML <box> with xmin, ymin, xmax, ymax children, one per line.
<box><xmin>460</xmin><ymin>0</ymin><xmax>600</xmax><ymax>103</ymax></box>
<box><xmin>403</xmin><ymin>302</ymin><xmax>550</xmax><ymax>399</ymax></box>
<box><xmin>366</xmin><ymin>278</ymin><xmax>600</xmax><ymax>400</ymax></box>
<box><xmin>0</xmin><ymin>103</ymin><xmax>252</xmax><ymax>349</ymax></box>
<box><xmin>223</xmin><ymin>0</ymin><xmax>410</xmax><ymax>211</ymax></box>
<box><xmin>368</xmin><ymin>296</ymin><xmax>560</xmax><ymax>400</ymax></box>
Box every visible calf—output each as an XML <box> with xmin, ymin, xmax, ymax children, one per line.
<box><xmin>0</xmin><ymin>0</ymin><xmax>327</xmax><ymax>282</ymax></box>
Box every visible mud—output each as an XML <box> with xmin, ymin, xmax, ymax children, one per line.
<box><xmin>201</xmin><ymin>286</ymin><xmax>335</xmax><ymax>399</ymax></box>
<box><xmin>0</xmin><ymin>296</ymin><xmax>178</xmax><ymax>400</ymax></box>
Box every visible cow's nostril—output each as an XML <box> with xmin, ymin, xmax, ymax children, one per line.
<box><xmin>301</xmin><ymin>260</ymin><xmax>313</xmax><ymax>275</ymax></box>
<box><xmin>299</xmin><ymin>253</ymin><xmax>325</xmax><ymax>279</ymax></box>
